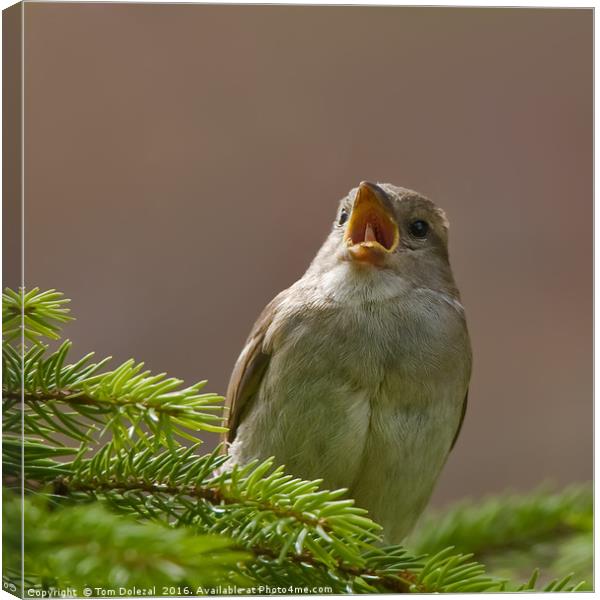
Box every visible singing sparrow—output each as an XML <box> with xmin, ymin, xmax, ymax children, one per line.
<box><xmin>224</xmin><ymin>181</ymin><xmax>471</xmax><ymax>543</ymax></box>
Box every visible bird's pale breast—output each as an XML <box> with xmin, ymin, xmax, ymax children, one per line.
<box><xmin>228</xmin><ymin>269</ymin><xmax>470</xmax><ymax>542</ymax></box>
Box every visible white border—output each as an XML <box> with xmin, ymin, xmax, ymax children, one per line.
<box><xmin>0</xmin><ymin>2</ymin><xmax>595</xmax><ymax>599</ymax></box>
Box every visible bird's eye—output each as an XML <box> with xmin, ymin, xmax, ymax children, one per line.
<box><xmin>409</xmin><ymin>219</ymin><xmax>429</xmax><ymax>238</ymax></box>
<box><xmin>338</xmin><ymin>209</ymin><xmax>349</xmax><ymax>226</ymax></box>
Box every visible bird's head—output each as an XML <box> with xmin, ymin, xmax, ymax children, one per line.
<box><xmin>308</xmin><ymin>182</ymin><xmax>457</xmax><ymax>294</ymax></box>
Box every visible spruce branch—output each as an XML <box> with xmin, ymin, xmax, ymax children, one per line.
<box><xmin>3</xmin><ymin>494</ymin><xmax>251</xmax><ymax>594</ymax></box>
<box><xmin>514</xmin><ymin>568</ymin><xmax>588</xmax><ymax>592</ymax></box>
<box><xmin>408</xmin><ymin>484</ymin><xmax>592</xmax><ymax>558</ymax></box>
<box><xmin>407</xmin><ymin>485</ymin><xmax>592</xmax><ymax>591</ymax></box>
<box><xmin>17</xmin><ymin>442</ymin><xmax>508</xmax><ymax>593</ymax></box>
<box><xmin>39</xmin><ymin>445</ymin><xmax>382</xmax><ymax>566</ymax></box>
<box><xmin>3</xmin><ymin>340</ymin><xmax>226</xmax><ymax>449</ymax></box>
<box><xmin>3</xmin><ymin>287</ymin><xmax>72</xmax><ymax>345</ymax></box>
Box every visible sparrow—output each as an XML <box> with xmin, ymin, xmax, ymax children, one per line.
<box><xmin>224</xmin><ymin>182</ymin><xmax>471</xmax><ymax>543</ymax></box>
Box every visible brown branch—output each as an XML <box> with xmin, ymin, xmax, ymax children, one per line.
<box><xmin>4</xmin><ymin>389</ymin><xmax>189</xmax><ymax>417</ymax></box>
<box><xmin>249</xmin><ymin>542</ymin><xmax>412</xmax><ymax>593</ymax></box>
<box><xmin>49</xmin><ymin>476</ymin><xmax>411</xmax><ymax>592</ymax></box>
<box><xmin>53</xmin><ymin>477</ymin><xmax>332</xmax><ymax>529</ymax></box>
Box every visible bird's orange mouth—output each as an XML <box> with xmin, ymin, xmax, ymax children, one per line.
<box><xmin>345</xmin><ymin>182</ymin><xmax>399</xmax><ymax>262</ymax></box>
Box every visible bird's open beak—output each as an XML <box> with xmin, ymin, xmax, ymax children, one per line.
<box><xmin>345</xmin><ymin>181</ymin><xmax>399</xmax><ymax>263</ymax></box>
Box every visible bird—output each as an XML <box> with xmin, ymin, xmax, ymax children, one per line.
<box><xmin>224</xmin><ymin>181</ymin><xmax>471</xmax><ymax>543</ymax></box>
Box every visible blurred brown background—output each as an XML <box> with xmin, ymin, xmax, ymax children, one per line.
<box><xmin>22</xmin><ymin>4</ymin><xmax>592</xmax><ymax>506</ymax></box>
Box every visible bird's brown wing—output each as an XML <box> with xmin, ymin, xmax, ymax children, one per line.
<box><xmin>450</xmin><ymin>389</ymin><xmax>468</xmax><ymax>451</ymax></box>
<box><xmin>223</xmin><ymin>294</ymin><xmax>283</xmax><ymax>444</ymax></box>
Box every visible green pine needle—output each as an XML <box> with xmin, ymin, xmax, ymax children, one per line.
<box><xmin>3</xmin><ymin>287</ymin><xmax>72</xmax><ymax>345</ymax></box>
